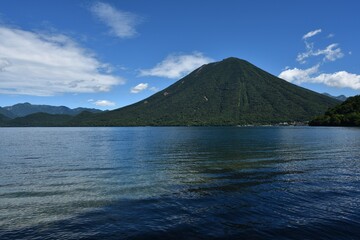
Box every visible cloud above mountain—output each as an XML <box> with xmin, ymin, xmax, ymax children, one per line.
<box><xmin>93</xmin><ymin>100</ymin><xmax>116</xmax><ymax>107</ymax></box>
<box><xmin>131</xmin><ymin>83</ymin><xmax>148</xmax><ymax>93</ymax></box>
<box><xmin>139</xmin><ymin>52</ymin><xmax>213</xmax><ymax>79</ymax></box>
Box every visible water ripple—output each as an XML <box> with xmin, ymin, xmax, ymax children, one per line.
<box><xmin>0</xmin><ymin>126</ymin><xmax>360</xmax><ymax>239</ymax></box>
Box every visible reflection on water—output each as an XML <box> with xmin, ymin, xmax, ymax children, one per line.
<box><xmin>1</xmin><ymin>127</ymin><xmax>360</xmax><ymax>239</ymax></box>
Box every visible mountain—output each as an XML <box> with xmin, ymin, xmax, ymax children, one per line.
<box><xmin>309</xmin><ymin>95</ymin><xmax>360</xmax><ymax>126</ymax></box>
<box><xmin>3</xmin><ymin>102</ymin><xmax>102</xmax><ymax>118</ymax></box>
<box><xmin>6</xmin><ymin>112</ymin><xmax>73</xmax><ymax>127</ymax></box>
<box><xmin>0</xmin><ymin>113</ymin><xmax>9</xmax><ymax>123</ymax></box>
<box><xmin>0</xmin><ymin>111</ymin><xmax>98</xmax><ymax>127</ymax></box>
<box><xmin>71</xmin><ymin>57</ymin><xmax>340</xmax><ymax>126</ymax></box>
<box><xmin>0</xmin><ymin>107</ymin><xmax>16</xmax><ymax>118</ymax></box>
<box><xmin>322</xmin><ymin>93</ymin><xmax>347</xmax><ymax>102</ymax></box>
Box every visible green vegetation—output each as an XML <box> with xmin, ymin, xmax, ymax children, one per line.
<box><xmin>0</xmin><ymin>57</ymin><xmax>340</xmax><ymax>127</ymax></box>
<box><xmin>69</xmin><ymin>57</ymin><xmax>339</xmax><ymax>126</ymax></box>
<box><xmin>5</xmin><ymin>112</ymin><xmax>73</xmax><ymax>127</ymax></box>
<box><xmin>309</xmin><ymin>95</ymin><xmax>360</xmax><ymax>126</ymax></box>
<box><xmin>0</xmin><ymin>113</ymin><xmax>9</xmax><ymax>125</ymax></box>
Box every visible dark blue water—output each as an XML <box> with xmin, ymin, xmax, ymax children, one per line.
<box><xmin>1</xmin><ymin>127</ymin><xmax>360</xmax><ymax>239</ymax></box>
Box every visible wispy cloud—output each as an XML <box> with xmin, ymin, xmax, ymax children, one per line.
<box><xmin>315</xmin><ymin>43</ymin><xmax>344</xmax><ymax>61</ymax></box>
<box><xmin>303</xmin><ymin>29</ymin><xmax>322</xmax><ymax>40</ymax></box>
<box><xmin>297</xmin><ymin>29</ymin><xmax>343</xmax><ymax>64</ymax></box>
<box><xmin>90</xmin><ymin>2</ymin><xmax>140</xmax><ymax>39</ymax></box>
<box><xmin>149</xmin><ymin>86</ymin><xmax>159</xmax><ymax>92</ymax></box>
<box><xmin>297</xmin><ymin>43</ymin><xmax>344</xmax><ymax>64</ymax></box>
<box><xmin>130</xmin><ymin>83</ymin><xmax>148</xmax><ymax>93</ymax></box>
<box><xmin>92</xmin><ymin>99</ymin><xmax>116</xmax><ymax>107</ymax></box>
<box><xmin>139</xmin><ymin>52</ymin><xmax>213</xmax><ymax>79</ymax></box>
<box><xmin>0</xmin><ymin>26</ymin><xmax>124</xmax><ymax>96</ymax></box>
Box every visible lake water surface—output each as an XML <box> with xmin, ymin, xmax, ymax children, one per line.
<box><xmin>1</xmin><ymin>127</ymin><xmax>360</xmax><ymax>239</ymax></box>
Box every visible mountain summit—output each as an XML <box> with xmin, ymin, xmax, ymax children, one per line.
<box><xmin>74</xmin><ymin>57</ymin><xmax>339</xmax><ymax>126</ymax></box>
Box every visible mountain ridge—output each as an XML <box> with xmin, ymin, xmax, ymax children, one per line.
<box><xmin>322</xmin><ymin>93</ymin><xmax>347</xmax><ymax>102</ymax></box>
<box><xmin>0</xmin><ymin>107</ymin><xmax>16</xmax><ymax>118</ymax></box>
<box><xmin>2</xmin><ymin>102</ymin><xmax>102</xmax><ymax>118</ymax></box>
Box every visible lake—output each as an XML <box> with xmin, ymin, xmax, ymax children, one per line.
<box><xmin>1</xmin><ymin>126</ymin><xmax>360</xmax><ymax>239</ymax></box>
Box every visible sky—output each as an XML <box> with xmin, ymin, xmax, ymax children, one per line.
<box><xmin>0</xmin><ymin>0</ymin><xmax>359</xmax><ymax>110</ymax></box>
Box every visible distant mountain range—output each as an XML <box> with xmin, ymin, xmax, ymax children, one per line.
<box><xmin>0</xmin><ymin>107</ymin><xmax>15</xmax><ymax>119</ymax></box>
<box><xmin>0</xmin><ymin>103</ymin><xmax>102</xmax><ymax>119</ymax></box>
<box><xmin>0</xmin><ymin>57</ymin><xmax>342</xmax><ymax>127</ymax></box>
<box><xmin>322</xmin><ymin>93</ymin><xmax>347</xmax><ymax>102</ymax></box>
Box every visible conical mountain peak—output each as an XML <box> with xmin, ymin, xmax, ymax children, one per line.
<box><xmin>220</xmin><ymin>57</ymin><xmax>248</xmax><ymax>63</ymax></box>
<box><xmin>72</xmin><ymin>58</ymin><xmax>339</xmax><ymax>126</ymax></box>
<box><xmin>198</xmin><ymin>57</ymin><xmax>251</xmax><ymax>69</ymax></box>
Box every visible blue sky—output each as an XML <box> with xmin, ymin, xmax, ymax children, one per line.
<box><xmin>0</xmin><ymin>0</ymin><xmax>359</xmax><ymax>110</ymax></box>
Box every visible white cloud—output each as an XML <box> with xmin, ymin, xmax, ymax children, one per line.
<box><xmin>303</xmin><ymin>29</ymin><xmax>322</xmax><ymax>39</ymax></box>
<box><xmin>297</xmin><ymin>43</ymin><xmax>343</xmax><ymax>64</ymax></box>
<box><xmin>279</xmin><ymin>65</ymin><xmax>360</xmax><ymax>90</ymax></box>
<box><xmin>313</xmin><ymin>71</ymin><xmax>360</xmax><ymax>89</ymax></box>
<box><xmin>131</xmin><ymin>83</ymin><xmax>148</xmax><ymax>93</ymax></box>
<box><xmin>93</xmin><ymin>100</ymin><xmax>116</xmax><ymax>107</ymax></box>
<box><xmin>90</xmin><ymin>2</ymin><xmax>140</xmax><ymax>39</ymax></box>
<box><xmin>297</xmin><ymin>29</ymin><xmax>344</xmax><ymax>64</ymax></box>
<box><xmin>0</xmin><ymin>26</ymin><xmax>124</xmax><ymax>96</ymax></box>
<box><xmin>279</xmin><ymin>65</ymin><xmax>320</xmax><ymax>84</ymax></box>
<box><xmin>316</xmin><ymin>43</ymin><xmax>344</xmax><ymax>61</ymax></box>
<box><xmin>139</xmin><ymin>52</ymin><xmax>213</xmax><ymax>79</ymax></box>
<box><xmin>149</xmin><ymin>86</ymin><xmax>159</xmax><ymax>92</ymax></box>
